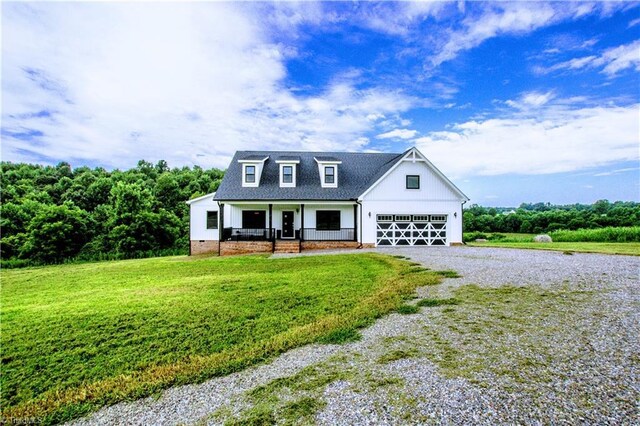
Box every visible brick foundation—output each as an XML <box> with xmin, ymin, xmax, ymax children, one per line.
<box><xmin>360</xmin><ymin>243</ymin><xmax>376</xmax><ymax>248</ymax></box>
<box><xmin>450</xmin><ymin>242</ymin><xmax>464</xmax><ymax>246</ymax></box>
<box><xmin>220</xmin><ymin>241</ymin><xmax>273</xmax><ymax>256</ymax></box>
<box><xmin>301</xmin><ymin>241</ymin><xmax>360</xmax><ymax>251</ymax></box>
<box><xmin>190</xmin><ymin>240</ymin><xmax>220</xmax><ymax>255</ymax></box>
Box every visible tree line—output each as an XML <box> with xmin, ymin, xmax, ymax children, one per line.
<box><xmin>2</xmin><ymin>160</ymin><xmax>638</xmax><ymax>267</ymax></box>
<box><xmin>463</xmin><ymin>201</ymin><xmax>640</xmax><ymax>234</ymax></box>
<box><xmin>1</xmin><ymin>161</ymin><xmax>223</xmax><ymax>266</ymax></box>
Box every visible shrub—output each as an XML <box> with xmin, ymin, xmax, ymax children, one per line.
<box><xmin>463</xmin><ymin>231</ymin><xmax>487</xmax><ymax>242</ymax></box>
<box><xmin>487</xmin><ymin>233</ymin><xmax>507</xmax><ymax>241</ymax></box>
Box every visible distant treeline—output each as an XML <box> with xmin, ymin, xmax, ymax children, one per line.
<box><xmin>464</xmin><ymin>201</ymin><xmax>640</xmax><ymax>234</ymax></box>
<box><xmin>2</xmin><ymin>160</ymin><xmax>639</xmax><ymax>267</ymax></box>
<box><xmin>1</xmin><ymin>161</ymin><xmax>223</xmax><ymax>267</ymax></box>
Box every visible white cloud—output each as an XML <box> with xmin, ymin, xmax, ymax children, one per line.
<box><xmin>1</xmin><ymin>3</ymin><xmax>414</xmax><ymax>169</ymax></box>
<box><xmin>429</xmin><ymin>2</ymin><xmax>568</xmax><ymax>67</ymax></box>
<box><xmin>356</xmin><ymin>1</ymin><xmax>450</xmax><ymax>37</ymax></box>
<box><xmin>414</xmin><ymin>103</ymin><xmax>639</xmax><ymax>177</ymax></box>
<box><xmin>505</xmin><ymin>91</ymin><xmax>555</xmax><ymax>110</ymax></box>
<box><xmin>427</xmin><ymin>2</ymin><xmax>626</xmax><ymax>68</ymax></box>
<box><xmin>593</xmin><ymin>167</ymin><xmax>639</xmax><ymax>177</ymax></box>
<box><xmin>376</xmin><ymin>128</ymin><xmax>418</xmax><ymax>140</ymax></box>
<box><xmin>537</xmin><ymin>40</ymin><xmax>640</xmax><ymax>76</ymax></box>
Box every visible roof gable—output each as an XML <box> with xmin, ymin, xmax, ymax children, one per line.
<box><xmin>185</xmin><ymin>192</ymin><xmax>216</xmax><ymax>205</ymax></box>
<box><xmin>359</xmin><ymin>148</ymin><xmax>469</xmax><ymax>201</ymax></box>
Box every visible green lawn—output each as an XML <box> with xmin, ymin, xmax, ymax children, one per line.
<box><xmin>467</xmin><ymin>241</ymin><xmax>640</xmax><ymax>255</ymax></box>
<box><xmin>0</xmin><ymin>253</ymin><xmax>442</xmax><ymax>424</ymax></box>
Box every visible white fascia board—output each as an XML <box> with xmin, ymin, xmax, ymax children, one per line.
<box><xmin>186</xmin><ymin>192</ymin><xmax>217</xmax><ymax>205</ymax></box>
<box><xmin>358</xmin><ymin>147</ymin><xmax>470</xmax><ymax>201</ymax></box>
<box><xmin>238</xmin><ymin>157</ymin><xmax>269</xmax><ymax>164</ymax></box>
<box><xmin>313</xmin><ymin>157</ymin><xmax>342</xmax><ymax>164</ymax></box>
<box><xmin>223</xmin><ymin>200</ymin><xmax>357</xmax><ymax>205</ymax></box>
<box><xmin>275</xmin><ymin>159</ymin><xmax>300</xmax><ymax>164</ymax></box>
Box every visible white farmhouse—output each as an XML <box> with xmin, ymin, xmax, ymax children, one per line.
<box><xmin>187</xmin><ymin>147</ymin><xmax>468</xmax><ymax>255</ymax></box>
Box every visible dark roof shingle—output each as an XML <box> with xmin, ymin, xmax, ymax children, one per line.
<box><xmin>214</xmin><ymin>150</ymin><xmax>402</xmax><ymax>201</ymax></box>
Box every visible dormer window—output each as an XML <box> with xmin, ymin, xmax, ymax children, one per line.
<box><xmin>315</xmin><ymin>156</ymin><xmax>341</xmax><ymax>188</ymax></box>
<box><xmin>324</xmin><ymin>166</ymin><xmax>335</xmax><ymax>184</ymax></box>
<box><xmin>283</xmin><ymin>166</ymin><xmax>293</xmax><ymax>183</ymax></box>
<box><xmin>245</xmin><ymin>165</ymin><xmax>256</xmax><ymax>183</ymax></box>
<box><xmin>276</xmin><ymin>156</ymin><xmax>299</xmax><ymax>188</ymax></box>
<box><xmin>238</xmin><ymin>155</ymin><xmax>268</xmax><ymax>187</ymax></box>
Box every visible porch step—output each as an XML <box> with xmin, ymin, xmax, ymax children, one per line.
<box><xmin>274</xmin><ymin>240</ymin><xmax>301</xmax><ymax>254</ymax></box>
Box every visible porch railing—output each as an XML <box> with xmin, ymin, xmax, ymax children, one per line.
<box><xmin>222</xmin><ymin>228</ymin><xmax>275</xmax><ymax>241</ymax></box>
<box><xmin>302</xmin><ymin>228</ymin><xmax>355</xmax><ymax>241</ymax></box>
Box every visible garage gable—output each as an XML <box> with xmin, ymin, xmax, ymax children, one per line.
<box><xmin>359</xmin><ymin>148</ymin><xmax>468</xmax><ymax>202</ymax></box>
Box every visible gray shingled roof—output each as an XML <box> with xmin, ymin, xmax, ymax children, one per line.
<box><xmin>214</xmin><ymin>150</ymin><xmax>403</xmax><ymax>201</ymax></box>
<box><xmin>314</xmin><ymin>155</ymin><xmax>341</xmax><ymax>162</ymax></box>
<box><xmin>239</xmin><ymin>154</ymin><xmax>269</xmax><ymax>161</ymax></box>
<box><xmin>275</xmin><ymin>155</ymin><xmax>301</xmax><ymax>162</ymax></box>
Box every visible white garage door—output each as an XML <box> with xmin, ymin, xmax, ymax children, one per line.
<box><xmin>376</xmin><ymin>214</ymin><xmax>447</xmax><ymax>246</ymax></box>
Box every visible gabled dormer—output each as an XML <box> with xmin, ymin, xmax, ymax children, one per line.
<box><xmin>314</xmin><ymin>156</ymin><xmax>342</xmax><ymax>188</ymax></box>
<box><xmin>276</xmin><ymin>156</ymin><xmax>300</xmax><ymax>188</ymax></box>
<box><xmin>238</xmin><ymin>155</ymin><xmax>269</xmax><ymax>187</ymax></box>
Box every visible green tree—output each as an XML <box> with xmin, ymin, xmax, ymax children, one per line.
<box><xmin>20</xmin><ymin>204</ymin><xmax>92</xmax><ymax>263</ymax></box>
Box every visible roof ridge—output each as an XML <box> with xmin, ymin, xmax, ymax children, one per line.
<box><xmin>235</xmin><ymin>150</ymin><xmax>401</xmax><ymax>155</ymax></box>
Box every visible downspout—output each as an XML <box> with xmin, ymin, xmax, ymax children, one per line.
<box><xmin>356</xmin><ymin>199</ymin><xmax>363</xmax><ymax>249</ymax></box>
<box><xmin>188</xmin><ymin>201</ymin><xmax>192</xmax><ymax>256</ymax></box>
<box><xmin>218</xmin><ymin>201</ymin><xmax>223</xmax><ymax>254</ymax></box>
<box><xmin>461</xmin><ymin>200</ymin><xmax>467</xmax><ymax>245</ymax></box>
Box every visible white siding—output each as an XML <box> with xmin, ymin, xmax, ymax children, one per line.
<box><xmin>189</xmin><ymin>198</ymin><xmax>223</xmax><ymax>241</ymax></box>
<box><xmin>225</xmin><ymin>203</ymin><xmax>355</xmax><ymax>232</ymax></box>
<box><xmin>361</xmin><ymin>159</ymin><xmax>464</xmax><ymax>245</ymax></box>
<box><xmin>303</xmin><ymin>204</ymin><xmax>355</xmax><ymax>228</ymax></box>
<box><xmin>227</xmin><ymin>204</ymin><xmax>270</xmax><ymax>228</ymax></box>
<box><xmin>363</xmin><ymin>160</ymin><xmax>459</xmax><ymax>201</ymax></box>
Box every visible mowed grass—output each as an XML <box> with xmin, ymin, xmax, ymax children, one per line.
<box><xmin>1</xmin><ymin>253</ymin><xmax>443</xmax><ymax>424</ymax></box>
<box><xmin>467</xmin><ymin>241</ymin><xmax>640</xmax><ymax>256</ymax></box>
<box><xmin>465</xmin><ymin>231</ymin><xmax>640</xmax><ymax>255</ymax></box>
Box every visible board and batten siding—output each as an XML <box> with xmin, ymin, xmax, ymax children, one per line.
<box><xmin>360</xmin><ymin>159</ymin><xmax>465</xmax><ymax>245</ymax></box>
<box><xmin>225</xmin><ymin>203</ymin><xmax>355</xmax><ymax>230</ymax></box>
<box><xmin>301</xmin><ymin>204</ymin><xmax>355</xmax><ymax>229</ymax></box>
<box><xmin>189</xmin><ymin>197</ymin><xmax>223</xmax><ymax>241</ymax></box>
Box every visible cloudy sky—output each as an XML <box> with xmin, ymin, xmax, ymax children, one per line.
<box><xmin>2</xmin><ymin>1</ymin><xmax>639</xmax><ymax>206</ymax></box>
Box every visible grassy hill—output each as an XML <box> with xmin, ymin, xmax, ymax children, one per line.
<box><xmin>1</xmin><ymin>253</ymin><xmax>445</xmax><ymax>424</ymax></box>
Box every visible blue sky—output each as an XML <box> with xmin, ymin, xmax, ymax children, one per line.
<box><xmin>2</xmin><ymin>1</ymin><xmax>639</xmax><ymax>206</ymax></box>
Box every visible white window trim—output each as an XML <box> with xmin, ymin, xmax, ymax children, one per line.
<box><xmin>406</xmin><ymin>174</ymin><xmax>420</xmax><ymax>190</ymax></box>
<box><xmin>278</xmin><ymin>163</ymin><xmax>297</xmax><ymax>187</ymax></box>
<box><xmin>242</xmin><ymin>164</ymin><xmax>259</xmax><ymax>187</ymax></box>
<box><xmin>314</xmin><ymin>158</ymin><xmax>342</xmax><ymax>188</ymax></box>
<box><xmin>238</xmin><ymin>156</ymin><xmax>269</xmax><ymax>188</ymax></box>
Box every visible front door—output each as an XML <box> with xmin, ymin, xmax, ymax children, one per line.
<box><xmin>282</xmin><ymin>211</ymin><xmax>294</xmax><ymax>239</ymax></box>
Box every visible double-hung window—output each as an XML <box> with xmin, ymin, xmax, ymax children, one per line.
<box><xmin>245</xmin><ymin>165</ymin><xmax>256</xmax><ymax>183</ymax></box>
<box><xmin>282</xmin><ymin>166</ymin><xmax>293</xmax><ymax>184</ymax></box>
<box><xmin>324</xmin><ymin>166</ymin><xmax>335</xmax><ymax>184</ymax></box>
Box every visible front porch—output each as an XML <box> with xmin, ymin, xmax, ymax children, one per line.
<box><xmin>217</xmin><ymin>202</ymin><xmax>359</xmax><ymax>256</ymax></box>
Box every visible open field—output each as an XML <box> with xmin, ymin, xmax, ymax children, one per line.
<box><xmin>0</xmin><ymin>253</ymin><xmax>445</xmax><ymax>424</ymax></box>
<box><xmin>467</xmin><ymin>241</ymin><xmax>640</xmax><ymax>255</ymax></box>
<box><xmin>464</xmin><ymin>230</ymin><xmax>640</xmax><ymax>255</ymax></box>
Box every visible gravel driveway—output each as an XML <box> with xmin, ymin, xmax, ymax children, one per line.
<box><xmin>70</xmin><ymin>247</ymin><xmax>640</xmax><ymax>425</ymax></box>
